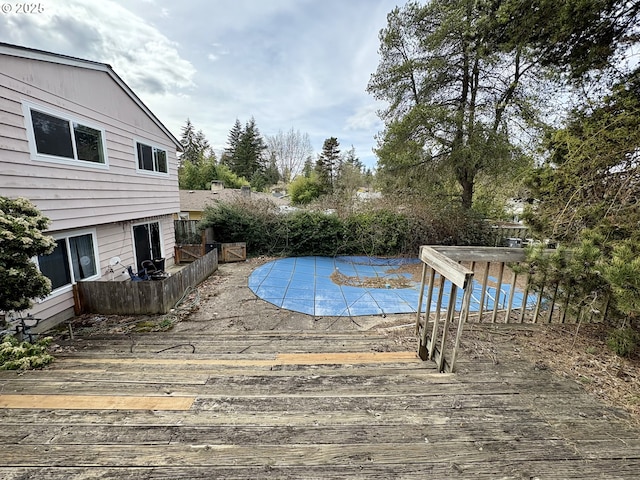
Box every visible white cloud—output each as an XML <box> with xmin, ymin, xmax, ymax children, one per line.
<box><xmin>0</xmin><ymin>0</ymin><xmax>196</xmax><ymax>95</ymax></box>
<box><xmin>346</xmin><ymin>104</ymin><xmax>384</xmax><ymax>131</ymax></box>
<box><xmin>0</xmin><ymin>0</ymin><xmax>399</xmax><ymax>169</ymax></box>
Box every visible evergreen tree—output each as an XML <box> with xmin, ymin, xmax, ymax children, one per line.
<box><xmin>315</xmin><ymin>137</ymin><xmax>340</xmax><ymax>193</ymax></box>
<box><xmin>526</xmin><ymin>68</ymin><xmax>640</xmax><ymax>244</ymax></box>
<box><xmin>524</xmin><ymin>68</ymin><xmax>640</xmax><ymax>325</ymax></box>
<box><xmin>180</xmin><ymin>118</ymin><xmax>211</xmax><ymax>166</ymax></box>
<box><xmin>221</xmin><ymin>118</ymin><xmax>243</xmax><ymax>167</ymax></box>
<box><xmin>335</xmin><ymin>146</ymin><xmax>365</xmax><ymax>199</ymax></box>
<box><xmin>496</xmin><ymin>0</ymin><xmax>640</xmax><ymax>80</ymax></box>
<box><xmin>178</xmin><ymin>120</ymin><xmax>220</xmax><ymax>189</ymax></box>
<box><xmin>224</xmin><ymin>117</ymin><xmax>267</xmax><ymax>188</ymax></box>
<box><xmin>263</xmin><ymin>154</ymin><xmax>281</xmax><ymax>187</ymax></box>
<box><xmin>342</xmin><ymin>145</ymin><xmax>364</xmax><ymax>172</ymax></box>
<box><xmin>301</xmin><ymin>157</ymin><xmax>314</xmax><ymax>178</ymax></box>
<box><xmin>368</xmin><ymin>0</ymin><xmax>551</xmax><ymax>209</ymax></box>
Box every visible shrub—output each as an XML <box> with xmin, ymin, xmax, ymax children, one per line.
<box><xmin>606</xmin><ymin>327</ymin><xmax>639</xmax><ymax>358</ymax></box>
<box><xmin>0</xmin><ymin>197</ymin><xmax>56</xmax><ymax>313</ymax></box>
<box><xmin>342</xmin><ymin>210</ymin><xmax>410</xmax><ymax>256</ymax></box>
<box><xmin>199</xmin><ymin>197</ymin><xmax>281</xmax><ymax>254</ymax></box>
<box><xmin>0</xmin><ymin>335</ymin><xmax>54</xmax><ymax>370</ymax></box>
<box><xmin>285</xmin><ymin>211</ymin><xmax>344</xmax><ymax>256</ymax></box>
<box><xmin>288</xmin><ymin>174</ymin><xmax>324</xmax><ymax>205</ymax></box>
<box><xmin>199</xmin><ymin>194</ymin><xmax>495</xmax><ymax>258</ymax></box>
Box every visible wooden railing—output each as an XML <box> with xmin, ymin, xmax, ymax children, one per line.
<box><xmin>415</xmin><ymin>246</ymin><xmax>474</xmax><ymax>373</ymax></box>
<box><xmin>415</xmin><ymin>245</ymin><xmax>607</xmax><ymax>372</ymax></box>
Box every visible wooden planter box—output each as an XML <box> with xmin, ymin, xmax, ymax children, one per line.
<box><xmin>74</xmin><ymin>250</ymin><xmax>218</xmax><ymax>315</ymax></box>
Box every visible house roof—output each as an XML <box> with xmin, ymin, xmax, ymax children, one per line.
<box><xmin>180</xmin><ymin>189</ymin><xmax>289</xmax><ymax>212</ymax></box>
<box><xmin>0</xmin><ymin>42</ymin><xmax>182</xmax><ymax>151</ymax></box>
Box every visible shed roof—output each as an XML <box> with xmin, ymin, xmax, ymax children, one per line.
<box><xmin>180</xmin><ymin>189</ymin><xmax>289</xmax><ymax>212</ymax></box>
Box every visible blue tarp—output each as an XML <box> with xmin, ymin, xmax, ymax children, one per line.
<box><xmin>248</xmin><ymin>256</ymin><xmax>536</xmax><ymax>317</ymax></box>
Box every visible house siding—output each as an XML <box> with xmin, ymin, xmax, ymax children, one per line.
<box><xmin>0</xmin><ymin>56</ymin><xmax>179</xmax><ymax>231</ymax></box>
<box><xmin>24</xmin><ymin>215</ymin><xmax>176</xmax><ymax>325</ymax></box>
<box><xmin>0</xmin><ymin>47</ymin><xmax>181</xmax><ymax>326</ymax></box>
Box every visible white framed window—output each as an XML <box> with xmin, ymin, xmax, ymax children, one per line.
<box><xmin>36</xmin><ymin>229</ymin><xmax>101</xmax><ymax>296</ymax></box>
<box><xmin>135</xmin><ymin>140</ymin><xmax>168</xmax><ymax>175</ymax></box>
<box><xmin>23</xmin><ymin>102</ymin><xmax>108</xmax><ymax>169</ymax></box>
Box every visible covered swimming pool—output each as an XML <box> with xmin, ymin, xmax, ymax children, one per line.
<box><xmin>248</xmin><ymin>256</ymin><xmax>536</xmax><ymax>317</ymax></box>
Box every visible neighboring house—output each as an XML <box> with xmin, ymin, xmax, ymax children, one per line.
<box><xmin>177</xmin><ymin>184</ymin><xmax>289</xmax><ymax>221</ymax></box>
<box><xmin>0</xmin><ymin>43</ymin><xmax>182</xmax><ymax>327</ymax></box>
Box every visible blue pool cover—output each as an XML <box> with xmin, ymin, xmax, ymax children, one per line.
<box><xmin>248</xmin><ymin>256</ymin><xmax>536</xmax><ymax>317</ymax></box>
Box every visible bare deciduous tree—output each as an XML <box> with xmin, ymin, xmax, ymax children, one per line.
<box><xmin>266</xmin><ymin>128</ymin><xmax>313</xmax><ymax>183</ymax></box>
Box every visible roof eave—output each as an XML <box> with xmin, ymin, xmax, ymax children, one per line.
<box><xmin>0</xmin><ymin>42</ymin><xmax>183</xmax><ymax>151</ymax></box>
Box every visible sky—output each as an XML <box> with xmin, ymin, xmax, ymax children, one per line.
<box><xmin>0</xmin><ymin>0</ymin><xmax>405</xmax><ymax>169</ymax></box>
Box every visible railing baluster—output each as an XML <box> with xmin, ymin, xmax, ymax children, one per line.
<box><xmin>547</xmin><ymin>282</ymin><xmax>559</xmax><ymax>323</ymax></box>
<box><xmin>519</xmin><ymin>270</ymin><xmax>531</xmax><ymax>323</ymax></box>
<box><xmin>533</xmin><ymin>274</ymin><xmax>546</xmax><ymax>323</ymax></box>
<box><xmin>438</xmin><ymin>283</ymin><xmax>457</xmax><ymax>372</ymax></box>
<box><xmin>478</xmin><ymin>262</ymin><xmax>490</xmax><ymax>321</ymax></box>
<box><xmin>491</xmin><ymin>262</ymin><xmax>506</xmax><ymax>323</ymax></box>
<box><xmin>505</xmin><ymin>267</ymin><xmax>518</xmax><ymax>323</ymax></box>
<box><xmin>415</xmin><ymin>262</ymin><xmax>428</xmax><ymax>335</ymax></box>
<box><xmin>450</xmin><ymin>282</ymin><xmax>474</xmax><ymax>370</ymax></box>
<box><xmin>418</xmin><ymin>268</ymin><xmax>436</xmax><ymax>360</ymax></box>
<box><xmin>429</xmin><ymin>275</ymin><xmax>446</xmax><ymax>361</ymax></box>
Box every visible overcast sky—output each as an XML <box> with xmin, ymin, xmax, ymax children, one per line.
<box><xmin>0</xmin><ymin>0</ymin><xmax>404</xmax><ymax>169</ymax></box>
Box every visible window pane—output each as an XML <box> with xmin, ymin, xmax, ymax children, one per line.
<box><xmin>39</xmin><ymin>239</ymin><xmax>71</xmax><ymax>290</ymax></box>
<box><xmin>68</xmin><ymin>234</ymin><xmax>97</xmax><ymax>280</ymax></box>
<box><xmin>31</xmin><ymin>110</ymin><xmax>74</xmax><ymax>158</ymax></box>
<box><xmin>137</xmin><ymin>142</ymin><xmax>154</xmax><ymax>171</ymax></box>
<box><xmin>74</xmin><ymin>123</ymin><xmax>104</xmax><ymax>163</ymax></box>
<box><xmin>155</xmin><ymin>148</ymin><xmax>167</xmax><ymax>173</ymax></box>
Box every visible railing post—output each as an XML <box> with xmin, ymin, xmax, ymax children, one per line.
<box><xmin>415</xmin><ymin>262</ymin><xmax>428</xmax><ymax>335</ymax></box>
<box><xmin>418</xmin><ymin>268</ymin><xmax>436</xmax><ymax>360</ymax></box>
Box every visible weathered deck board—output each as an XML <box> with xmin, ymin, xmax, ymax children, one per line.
<box><xmin>0</xmin><ymin>441</ymin><xmax>586</xmax><ymax>467</ymax></box>
<box><xmin>1</xmin><ymin>327</ymin><xmax>639</xmax><ymax>479</ymax></box>
<box><xmin>3</xmin><ymin>461</ymin><xmax>640</xmax><ymax>480</ymax></box>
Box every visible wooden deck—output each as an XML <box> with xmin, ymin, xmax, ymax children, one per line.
<box><xmin>1</xmin><ymin>329</ymin><xmax>639</xmax><ymax>479</ymax></box>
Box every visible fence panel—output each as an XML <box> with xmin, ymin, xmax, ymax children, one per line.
<box><xmin>174</xmin><ymin>220</ymin><xmax>202</xmax><ymax>245</ymax></box>
<box><xmin>76</xmin><ymin>250</ymin><xmax>218</xmax><ymax>315</ymax></box>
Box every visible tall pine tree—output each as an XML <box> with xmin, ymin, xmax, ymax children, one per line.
<box><xmin>315</xmin><ymin>137</ymin><xmax>340</xmax><ymax>193</ymax></box>
<box><xmin>221</xmin><ymin>119</ymin><xmax>243</xmax><ymax>167</ymax></box>
<box><xmin>222</xmin><ymin>118</ymin><xmax>269</xmax><ymax>189</ymax></box>
<box><xmin>180</xmin><ymin>118</ymin><xmax>211</xmax><ymax>166</ymax></box>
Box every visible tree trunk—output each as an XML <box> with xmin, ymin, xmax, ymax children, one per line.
<box><xmin>461</xmin><ymin>178</ymin><xmax>474</xmax><ymax>210</ymax></box>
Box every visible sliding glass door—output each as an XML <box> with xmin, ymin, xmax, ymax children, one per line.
<box><xmin>133</xmin><ymin>222</ymin><xmax>162</xmax><ymax>271</ymax></box>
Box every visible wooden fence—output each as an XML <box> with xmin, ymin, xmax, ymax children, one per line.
<box><xmin>174</xmin><ymin>219</ymin><xmax>202</xmax><ymax>244</ymax></box>
<box><xmin>415</xmin><ymin>245</ymin><xmax>608</xmax><ymax>372</ymax></box>
<box><xmin>75</xmin><ymin>250</ymin><xmax>218</xmax><ymax>315</ymax></box>
<box><xmin>174</xmin><ymin>244</ymin><xmax>205</xmax><ymax>264</ymax></box>
<box><xmin>490</xmin><ymin>223</ymin><xmax>529</xmax><ymax>247</ymax></box>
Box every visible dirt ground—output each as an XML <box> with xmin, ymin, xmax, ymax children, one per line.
<box><xmin>62</xmin><ymin>257</ymin><xmax>640</xmax><ymax>424</ymax></box>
